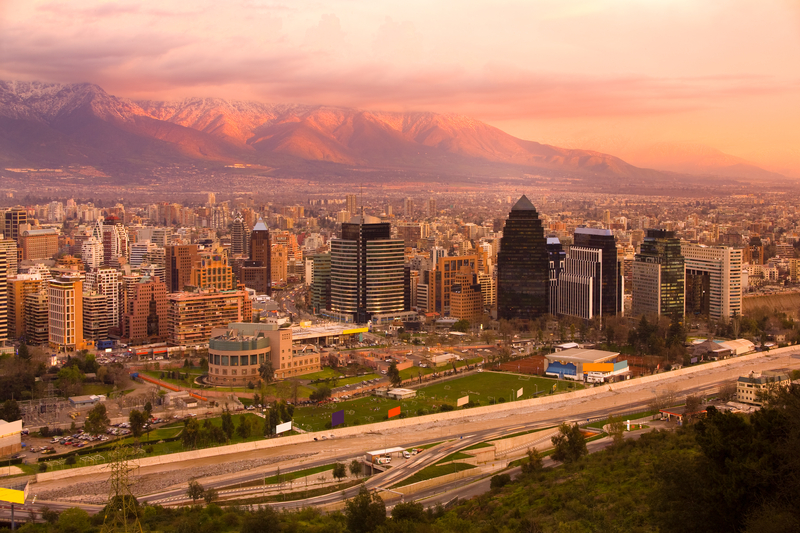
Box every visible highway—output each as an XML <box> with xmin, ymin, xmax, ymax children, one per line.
<box><xmin>19</xmin><ymin>348</ymin><xmax>800</xmax><ymax>516</ymax></box>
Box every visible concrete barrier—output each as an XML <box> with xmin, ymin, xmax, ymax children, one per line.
<box><xmin>36</xmin><ymin>348</ymin><xmax>789</xmax><ymax>484</ymax></box>
<box><xmin>489</xmin><ymin>428</ymin><xmax>559</xmax><ymax>456</ymax></box>
<box><xmin>394</xmin><ymin>462</ymin><xmax>506</xmax><ymax>496</ymax></box>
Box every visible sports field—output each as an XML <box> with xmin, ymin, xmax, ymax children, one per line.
<box><xmin>292</xmin><ymin>371</ymin><xmax>580</xmax><ymax>432</ymax></box>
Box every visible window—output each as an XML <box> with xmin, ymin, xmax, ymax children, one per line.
<box><xmin>222</xmin><ymin>356</ymin><xmax>228</xmax><ymax>366</ymax></box>
<box><xmin>231</xmin><ymin>356</ymin><xmax>238</xmax><ymax>366</ymax></box>
<box><xmin>250</xmin><ymin>354</ymin><xmax>258</xmax><ymax>366</ymax></box>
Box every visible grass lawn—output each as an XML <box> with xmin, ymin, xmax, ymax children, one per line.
<box><xmin>81</xmin><ymin>383</ymin><xmax>118</xmax><ymax>396</ymax></box>
<box><xmin>399</xmin><ymin>357</ymin><xmax>483</xmax><ymax>381</ymax></box>
<box><xmin>435</xmin><ymin>451</ymin><xmax>473</xmax><ymax>464</ymax></box>
<box><xmin>334</xmin><ymin>373</ymin><xmax>381</xmax><ymax>387</ymax></box>
<box><xmin>416</xmin><ymin>372</ymin><xmax>580</xmax><ymax>403</ymax></box>
<box><xmin>292</xmin><ymin>372</ymin><xmax>580</xmax><ymax>432</ymax></box>
<box><xmin>463</xmin><ymin>442</ymin><xmax>494</xmax><ymax>451</ymax></box>
<box><xmin>492</xmin><ymin>426</ymin><xmax>551</xmax><ymax>441</ymax></box>
<box><xmin>264</xmin><ymin>464</ymin><xmax>335</xmax><ymax>484</ymax></box>
<box><xmin>392</xmin><ymin>463</ymin><xmax>476</xmax><ymax>488</ymax></box>
<box><xmin>301</xmin><ymin>368</ymin><xmax>344</xmax><ymax>381</ymax></box>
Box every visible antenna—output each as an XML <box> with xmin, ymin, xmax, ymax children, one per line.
<box><xmin>360</xmin><ymin>182</ymin><xmax>364</xmax><ymax>217</ymax></box>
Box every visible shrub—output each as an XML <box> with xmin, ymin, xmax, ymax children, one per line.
<box><xmin>490</xmin><ymin>474</ymin><xmax>512</xmax><ymax>489</ymax></box>
<box><xmin>39</xmin><ymin>462</ymin><xmax>48</xmax><ymax>472</ymax></box>
<box><xmin>247</xmin><ymin>381</ymin><xmax>255</xmax><ymax>390</ymax></box>
<box><xmin>498</xmin><ymin>397</ymin><xmax>506</xmax><ymax>403</ymax></box>
<box><xmin>145</xmin><ymin>446</ymin><xmax>154</xmax><ymax>454</ymax></box>
<box><xmin>439</xmin><ymin>404</ymin><xmax>454</xmax><ymax>412</ymax></box>
<box><xmin>65</xmin><ymin>454</ymin><xmax>77</xmax><ymax>465</ymax></box>
<box><xmin>39</xmin><ymin>426</ymin><xmax>50</xmax><ymax>438</ymax></box>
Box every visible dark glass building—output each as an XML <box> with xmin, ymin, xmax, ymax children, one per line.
<box><xmin>497</xmin><ymin>195</ymin><xmax>549</xmax><ymax>320</ymax></box>
<box><xmin>632</xmin><ymin>229</ymin><xmax>684</xmax><ymax>317</ymax></box>
<box><xmin>572</xmin><ymin>227</ymin><xmax>622</xmax><ymax>316</ymax></box>
<box><xmin>547</xmin><ymin>237</ymin><xmax>565</xmax><ymax>315</ymax></box>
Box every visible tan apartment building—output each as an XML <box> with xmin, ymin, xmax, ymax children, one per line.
<box><xmin>167</xmin><ymin>287</ymin><xmax>252</xmax><ymax>345</ymax></box>
<box><xmin>48</xmin><ymin>275</ymin><xmax>86</xmax><ymax>351</ymax></box>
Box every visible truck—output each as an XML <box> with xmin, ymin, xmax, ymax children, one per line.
<box><xmin>97</xmin><ymin>340</ymin><xmax>115</xmax><ymax>350</ymax></box>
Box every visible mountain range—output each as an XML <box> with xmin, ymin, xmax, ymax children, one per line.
<box><xmin>0</xmin><ymin>80</ymin><xmax>786</xmax><ymax>188</ymax></box>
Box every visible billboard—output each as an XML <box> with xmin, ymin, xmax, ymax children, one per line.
<box><xmin>388</xmin><ymin>406</ymin><xmax>401</xmax><ymax>418</ymax></box>
<box><xmin>332</xmin><ymin>410</ymin><xmax>345</xmax><ymax>427</ymax></box>
<box><xmin>457</xmin><ymin>396</ymin><xmax>469</xmax><ymax>407</ymax></box>
<box><xmin>517</xmin><ymin>387</ymin><xmax>523</xmax><ymax>399</ymax></box>
<box><xmin>275</xmin><ymin>421</ymin><xmax>292</xmax><ymax>434</ymax></box>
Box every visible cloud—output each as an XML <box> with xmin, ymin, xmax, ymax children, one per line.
<box><xmin>372</xmin><ymin>17</ymin><xmax>422</xmax><ymax>61</ymax></box>
<box><xmin>303</xmin><ymin>14</ymin><xmax>346</xmax><ymax>52</ymax></box>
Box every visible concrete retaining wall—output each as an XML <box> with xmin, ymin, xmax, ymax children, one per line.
<box><xmin>36</xmin><ymin>349</ymin><xmax>784</xmax><ymax>484</ymax></box>
<box><xmin>489</xmin><ymin>428</ymin><xmax>559</xmax><ymax>455</ymax></box>
<box><xmin>394</xmin><ymin>462</ymin><xmax>506</xmax><ymax>496</ymax></box>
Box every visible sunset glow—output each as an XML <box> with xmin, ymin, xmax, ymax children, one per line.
<box><xmin>1</xmin><ymin>0</ymin><xmax>798</xmax><ymax>174</ymax></box>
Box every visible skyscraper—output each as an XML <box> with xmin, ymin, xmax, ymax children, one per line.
<box><xmin>248</xmin><ymin>218</ymin><xmax>271</xmax><ymax>295</ymax></box>
<box><xmin>572</xmin><ymin>227</ymin><xmax>622</xmax><ymax>316</ymax></box>
<box><xmin>497</xmin><ymin>195</ymin><xmax>549</xmax><ymax>320</ymax></box>
<box><xmin>329</xmin><ymin>214</ymin><xmax>405</xmax><ymax>323</ymax></box>
<box><xmin>346</xmin><ymin>194</ymin><xmax>358</xmax><ymax>216</ymax></box>
<box><xmin>403</xmin><ymin>198</ymin><xmax>414</xmax><ymax>218</ymax></box>
<box><xmin>48</xmin><ymin>274</ymin><xmax>85</xmax><ymax>351</ymax></box>
<box><xmin>231</xmin><ymin>214</ymin><xmax>249</xmax><ymax>256</ymax></box>
<box><xmin>682</xmin><ymin>243</ymin><xmax>742</xmax><ymax>320</ymax></box>
<box><xmin>165</xmin><ymin>244</ymin><xmax>200</xmax><ymax>293</ymax></box>
<box><xmin>0</xmin><ymin>246</ymin><xmax>7</xmax><ymax>344</ymax></box>
<box><xmin>4</xmin><ymin>207</ymin><xmax>27</xmax><ymax>244</ymax></box>
<box><xmin>632</xmin><ymin>229</ymin><xmax>684</xmax><ymax>317</ymax></box>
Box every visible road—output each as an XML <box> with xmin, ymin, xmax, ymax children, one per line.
<box><xmin>24</xmin><ymin>348</ymin><xmax>800</xmax><ymax>515</ymax></box>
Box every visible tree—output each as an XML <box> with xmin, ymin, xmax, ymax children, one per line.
<box><xmin>310</xmin><ymin>386</ymin><xmax>331</xmax><ymax>402</ymax></box>
<box><xmin>345</xmin><ymin>485</ymin><xmax>386</xmax><ymax>533</ymax></box>
<box><xmin>143</xmin><ymin>401</ymin><xmax>153</xmax><ymax>418</ymax></box>
<box><xmin>520</xmin><ymin>447</ymin><xmax>543</xmax><ymax>475</ymax></box>
<box><xmin>718</xmin><ymin>381</ymin><xmax>738</xmax><ymax>402</ymax></box>
<box><xmin>387</xmin><ymin>362</ymin><xmax>402</xmax><ymax>387</ymax></box>
<box><xmin>221</xmin><ymin>411</ymin><xmax>235</xmax><ymax>441</ymax></box>
<box><xmin>452</xmin><ymin>319</ymin><xmax>470</xmax><ymax>333</ymax></box>
<box><xmin>480</xmin><ymin>330</ymin><xmax>495</xmax><ymax>346</ymax></box>
<box><xmin>551</xmin><ymin>422</ymin><xmax>587</xmax><ymax>463</ymax></box>
<box><xmin>84</xmin><ymin>403</ymin><xmax>110</xmax><ymax>435</ymax></box>
<box><xmin>498</xmin><ymin>319</ymin><xmax>514</xmax><ymax>344</ymax></box>
<box><xmin>56</xmin><ymin>507</ymin><xmax>91</xmax><ymax>533</ymax></box>
<box><xmin>182</xmin><ymin>417</ymin><xmax>200</xmax><ymax>449</ymax></box>
<box><xmin>17</xmin><ymin>342</ymin><xmax>31</xmax><ymax>361</ymax></box>
<box><xmin>349</xmin><ymin>459</ymin><xmax>362</xmax><ymax>478</ymax></box>
<box><xmin>57</xmin><ymin>364</ymin><xmax>85</xmax><ymax>397</ymax></box>
<box><xmin>607</xmin><ymin>415</ymin><xmax>626</xmax><ymax>446</ymax></box>
<box><xmin>259</xmin><ymin>361</ymin><xmax>274</xmax><ymax>384</ymax></box>
<box><xmin>332</xmin><ymin>462</ymin><xmax>347</xmax><ymax>483</ymax></box>
<box><xmin>684</xmin><ymin>395</ymin><xmax>702</xmax><ymax>424</ymax></box>
<box><xmin>0</xmin><ymin>399</ymin><xmax>21</xmax><ymax>422</ymax></box>
<box><xmin>129</xmin><ymin>409</ymin><xmax>147</xmax><ymax>441</ymax></box>
<box><xmin>236</xmin><ymin>416</ymin><xmax>251</xmax><ymax>439</ymax></box>
<box><xmin>186</xmin><ymin>479</ymin><xmax>205</xmax><ymax>503</ymax></box>
<box><xmin>203</xmin><ymin>487</ymin><xmax>218</xmax><ymax>505</ymax></box>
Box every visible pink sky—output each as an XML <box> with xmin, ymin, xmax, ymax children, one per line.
<box><xmin>1</xmin><ymin>0</ymin><xmax>799</xmax><ymax>175</ymax></box>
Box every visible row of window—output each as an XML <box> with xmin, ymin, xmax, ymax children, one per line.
<box><xmin>210</xmin><ymin>353</ymin><xmax>267</xmax><ymax>366</ymax></box>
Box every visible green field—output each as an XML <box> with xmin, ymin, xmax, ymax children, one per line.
<box><xmin>399</xmin><ymin>357</ymin><xmax>483</xmax><ymax>381</ymax></box>
<box><xmin>416</xmin><ymin>372</ymin><xmax>580</xmax><ymax>403</ymax></box>
<box><xmin>292</xmin><ymin>372</ymin><xmax>577</xmax><ymax>432</ymax></box>
<box><xmin>392</xmin><ymin>463</ymin><xmax>476</xmax><ymax>488</ymax></box>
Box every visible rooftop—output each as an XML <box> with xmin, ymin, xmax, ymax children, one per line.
<box><xmin>545</xmin><ymin>347</ymin><xmax>619</xmax><ymax>364</ymax></box>
<box><xmin>511</xmin><ymin>195</ymin><xmax>536</xmax><ymax>212</ymax></box>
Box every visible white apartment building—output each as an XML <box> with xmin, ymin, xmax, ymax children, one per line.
<box><xmin>48</xmin><ymin>275</ymin><xmax>85</xmax><ymax>351</ymax></box>
<box><xmin>682</xmin><ymin>243</ymin><xmax>742</xmax><ymax>320</ymax></box>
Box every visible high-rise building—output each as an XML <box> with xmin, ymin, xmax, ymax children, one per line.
<box><xmin>81</xmin><ymin>236</ymin><xmax>104</xmax><ymax>271</ymax></box>
<box><xmin>556</xmin><ymin>247</ymin><xmax>603</xmax><ymax>320</ymax></box>
<box><xmin>190</xmin><ymin>247</ymin><xmax>234</xmax><ymax>291</ymax></box>
<box><xmin>403</xmin><ymin>198</ymin><xmax>414</xmax><ymax>218</ymax></box>
<box><xmin>497</xmin><ymin>195</ymin><xmax>549</xmax><ymax>320</ymax></box>
<box><xmin>165</xmin><ymin>244</ymin><xmax>200</xmax><ymax>293</ymax></box>
<box><xmin>682</xmin><ymin>243</ymin><xmax>742</xmax><ymax>320</ymax></box>
<box><xmin>122</xmin><ymin>276</ymin><xmax>169</xmax><ymax>344</ymax></box>
<box><xmin>632</xmin><ymin>229</ymin><xmax>684</xmax><ymax>317</ymax></box>
<box><xmin>427</xmin><ymin>198</ymin><xmax>437</xmax><ymax>218</ymax></box>
<box><xmin>329</xmin><ymin>214</ymin><xmax>406</xmax><ymax>323</ymax></box>
<box><xmin>0</xmin><ymin>246</ymin><xmax>6</xmax><ymax>344</ymax></box>
<box><xmin>0</xmin><ymin>238</ymin><xmax>19</xmax><ymax>277</ymax></box>
<box><xmin>130</xmin><ymin>241</ymin><xmax>158</xmax><ymax>267</ymax></box>
<box><xmin>48</xmin><ymin>274</ymin><xmax>85</xmax><ymax>351</ymax></box>
<box><xmin>4</xmin><ymin>207</ymin><xmax>27</xmax><ymax>244</ymax></box>
<box><xmin>25</xmin><ymin>290</ymin><xmax>49</xmax><ymax>345</ymax></box>
<box><xmin>249</xmin><ymin>218</ymin><xmax>271</xmax><ymax>294</ymax></box>
<box><xmin>20</xmin><ymin>228</ymin><xmax>59</xmax><ymax>260</ymax></box>
<box><xmin>547</xmin><ymin>237</ymin><xmax>565</xmax><ymax>315</ymax></box>
<box><xmin>346</xmin><ymin>194</ymin><xmax>358</xmax><ymax>216</ymax></box>
<box><xmin>571</xmin><ymin>227</ymin><xmax>622</xmax><ymax>316</ymax></box>
<box><xmin>271</xmin><ymin>244</ymin><xmax>288</xmax><ymax>285</ymax></box>
<box><xmin>231</xmin><ymin>215</ymin><xmax>249</xmax><ymax>257</ymax></box>
<box><xmin>207</xmin><ymin>192</ymin><xmax>216</xmax><ymax>206</ymax></box>
<box><xmin>426</xmin><ymin>255</ymin><xmax>479</xmax><ymax>315</ymax></box>
<box><xmin>83</xmin><ymin>292</ymin><xmax>110</xmax><ymax>343</ymax></box>
<box><xmin>102</xmin><ymin>221</ymin><xmax>128</xmax><ymax>267</ymax></box>
<box><xmin>7</xmin><ymin>274</ymin><xmax>46</xmax><ymax>340</ymax></box>
<box><xmin>167</xmin><ymin>288</ymin><xmax>252</xmax><ymax>345</ymax></box>
<box><xmin>310</xmin><ymin>253</ymin><xmax>331</xmax><ymax>314</ymax></box>
<box><xmin>86</xmin><ymin>268</ymin><xmax>123</xmax><ymax>331</ymax></box>
<box><xmin>449</xmin><ymin>267</ymin><xmax>483</xmax><ymax>321</ymax></box>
